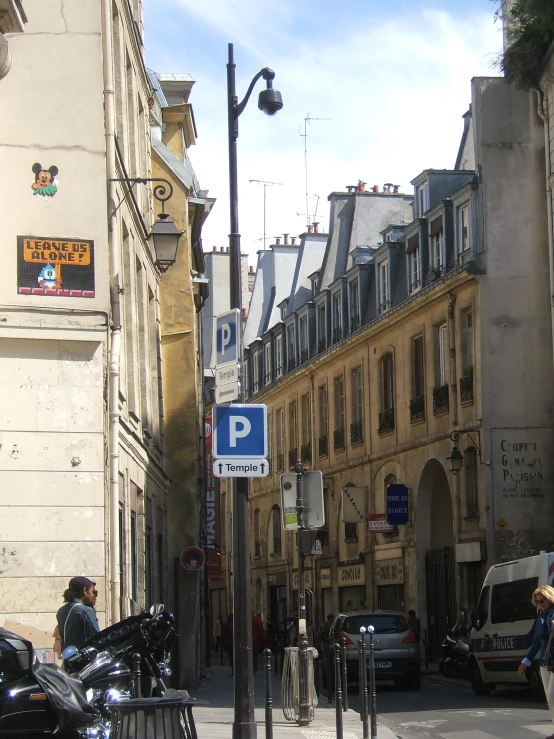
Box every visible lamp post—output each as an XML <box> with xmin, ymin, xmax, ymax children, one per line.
<box><xmin>446</xmin><ymin>430</ymin><xmax>482</xmax><ymax>475</ymax></box>
<box><xmin>226</xmin><ymin>42</ymin><xmax>283</xmax><ymax>739</ymax></box>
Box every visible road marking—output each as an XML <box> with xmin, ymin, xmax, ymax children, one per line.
<box><xmin>522</xmin><ymin>725</ymin><xmax>554</xmax><ymax>735</ymax></box>
<box><xmin>440</xmin><ymin>732</ymin><xmax>502</xmax><ymax>739</ymax></box>
<box><xmin>301</xmin><ymin>732</ymin><xmax>358</xmax><ymax>739</ymax></box>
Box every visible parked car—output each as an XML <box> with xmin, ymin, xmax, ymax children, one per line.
<box><xmin>322</xmin><ymin>611</ymin><xmax>421</xmax><ymax>690</ymax></box>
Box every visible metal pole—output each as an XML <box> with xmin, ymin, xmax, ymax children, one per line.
<box><xmin>264</xmin><ymin>649</ymin><xmax>273</xmax><ymax>739</ymax></box>
<box><xmin>341</xmin><ymin>634</ymin><xmax>348</xmax><ymax>711</ymax></box>
<box><xmin>227</xmin><ymin>42</ymin><xmax>256</xmax><ymax>739</ymax></box>
<box><xmin>368</xmin><ymin>626</ymin><xmax>377</xmax><ymax>739</ymax></box>
<box><xmin>334</xmin><ymin>643</ymin><xmax>343</xmax><ymax>739</ymax></box>
<box><xmin>360</xmin><ymin>627</ymin><xmax>368</xmax><ymax>739</ymax></box>
<box><xmin>294</xmin><ymin>460</ymin><xmax>311</xmax><ymax>725</ymax></box>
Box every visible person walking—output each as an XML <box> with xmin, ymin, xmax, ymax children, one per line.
<box><xmin>407</xmin><ymin>609</ymin><xmax>421</xmax><ymax>642</ymax></box>
<box><xmin>56</xmin><ymin>576</ymin><xmax>100</xmax><ymax>652</ymax></box>
<box><xmin>214</xmin><ymin>614</ymin><xmax>223</xmax><ymax>654</ymax></box>
<box><xmin>221</xmin><ymin>614</ymin><xmax>234</xmax><ymax>675</ymax></box>
<box><xmin>518</xmin><ymin>585</ymin><xmax>554</xmax><ymax>738</ymax></box>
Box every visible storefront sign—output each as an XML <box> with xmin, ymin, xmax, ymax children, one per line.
<box><xmin>267</xmin><ymin>571</ymin><xmax>286</xmax><ymax>587</ymax></box>
<box><xmin>293</xmin><ymin>570</ymin><xmax>312</xmax><ymax>589</ymax></box>
<box><xmin>320</xmin><ymin>567</ymin><xmax>331</xmax><ymax>589</ymax></box>
<box><xmin>338</xmin><ymin>564</ymin><xmax>364</xmax><ymax>586</ymax></box>
<box><xmin>375</xmin><ymin>558</ymin><xmax>404</xmax><ymax>585</ymax></box>
<box><xmin>368</xmin><ymin>514</ymin><xmax>395</xmax><ymax>533</ymax></box>
<box><xmin>386</xmin><ymin>484</ymin><xmax>409</xmax><ymax>525</ymax></box>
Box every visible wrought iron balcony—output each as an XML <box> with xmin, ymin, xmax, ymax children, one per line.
<box><xmin>287</xmin><ymin>358</ymin><xmax>296</xmax><ymax>373</ymax></box>
<box><xmin>332</xmin><ymin>327</ymin><xmax>343</xmax><ymax>344</ymax></box>
<box><xmin>432</xmin><ymin>384</ymin><xmax>449</xmax><ymax>414</ymax></box>
<box><xmin>350</xmin><ymin>419</ymin><xmax>363</xmax><ymax>445</ymax></box>
<box><xmin>350</xmin><ymin>315</ymin><xmax>360</xmax><ymax>333</ymax></box>
<box><xmin>378</xmin><ymin>407</ymin><xmax>395</xmax><ymax>434</ymax></box>
<box><xmin>319</xmin><ymin>435</ymin><xmax>328</xmax><ymax>457</ymax></box>
<box><xmin>460</xmin><ymin>374</ymin><xmax>474</xmax><ymax>403</ymax></box>
<box><xmin>288</xmin><ymin>449</ymin><xmax>298</xmax><ymax>469</ymax></box>
<box><xmin>409</xmin><ymin>394</ymin><xmax>425</xmax><ymax>422</ymax></box>
<box><xmin>277</xmin><ymin>454</ymin><xmax>284</xmax><ymax>472</ymax></box>
<box><xmin>334</xmin><ymin>427</ymin><xmax>345</xmax><ymax>451</ymax></box>
<box><xmin>301</xmin><ymin>443</ymin><xmax>311</xmax><ymax>463</ymax></box>
<box><xmin>318</xmin><ymin>338</ymin><xmax>327</xmax><ymax>353</ymax></box>
<box><xmin>300</xmin><ymin>349</ymin><xmax>309</xmax><ymax>364</ymax></box>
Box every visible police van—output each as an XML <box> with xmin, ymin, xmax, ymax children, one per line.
<box><xmin>469</xmin><ymin>552</ymin><xmax>554</xmax><ymax>701</ymax></box>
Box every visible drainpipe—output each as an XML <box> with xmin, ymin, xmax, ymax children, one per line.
<box><xmin>447</xmin><ymin>292</ymin><xmax>462</xmax><ymax>614</ymax></box>
<box><xmin>535</xmin><ymin>89</ymin><xmax>554</xmax><ymax>377</ymax></box>
<box><xmin>101</xmin><ymin>0</ymin><xmax>121</xmax><ymax>623</ymax></box>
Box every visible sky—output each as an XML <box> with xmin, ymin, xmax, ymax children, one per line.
<box><xmin>143</xmin><ymin>0</ymin><xmax>504</xmax><ymax>267</ymax></box>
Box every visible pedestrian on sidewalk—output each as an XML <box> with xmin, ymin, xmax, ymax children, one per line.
<box><xmin>518</xmin><ymin>585</ymin><xmax>554</xmax><ymax>738</ymax></box>
<box><xmin>221</xmin><ymin>614</ymin><xmax>234</xmax><ymax>675</ymax></box>
<box><xmin>407</xmin><ymin>609</ymin><xmax>421</xmax><ymax>642</ymax></box>
<box><xmin>214</xmin><ymin>614</ymin><xmax>223</xmax><ymax>654</ymax></box>
<box><xmin>56</xmin><ymin>576</ymin><xmax>100</xmax><ymax>653</ymax></box>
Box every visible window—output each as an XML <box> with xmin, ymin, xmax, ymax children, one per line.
<box><xmin>351</xmin><ymin>367</ymin><xmax>363</xmax><ymax>445</ymax></box>
<box><xmin>349</xmin><ymin>281</ymin><xmax>359</xmax><ymax>332</ymax></box>
<box><xmin>264</xmin><ymin>343</ymin><xmax>272</xmax><ymax>384</ymax></box>
<box><xmin>287</xmin><ymin>326</ymin><xmax>296</xmax><ymax>370</ymax></box>
<box><xmin>301</xmin><ymin>393</ymin><xmax>311</xmax><ymax>445</ymax></box>
<box><xmin>300</xmin><ymin>317</ymin><xmax>308</xmax><ymax>362</ymax></box>
<box><xmin>318</xmin><ymin>304</ymin><xmax>326</xmax><ymax>351</ymax></box>
<box><xmin>344</xmin><ymin>521</ymin><xmax>358</xmax><ymax>541</ymax></box>
<box><xmin>332</xmin><ymin>293</ymin><xmax>342</xmax><ymax>342</ymax></box>
<box><xmin>417</xmin><ymin>182</ymin><xmax>429</xmax><ymax>217</ymax></box>
<box><xmin>476</xmin><ymin>585</ymin><xmax>489</xmax><ymax>627</ymax></box>
<box><xmin>318</xmin><ymin>384</ymin><xmax>328</xmax><ymax>456</ymax></box>
<box><xmin>490</xmin><ymin>577</ymin><xmax>538</xmax><ymax>624</ymax></box>
<box><xmin>334</xmin><ymin>374</ymin><xmax>345</xmax><ymax>450</ymax></box>
<box><xmin>276</xmin><ymin>408</ymin><xmax>284</xmax><ymax>470</ymax></box>
<box><xmin>252</xmin><ymin>349</ymin><xmax>260</xmax><ymax>393</ymax></box>
<box><xmin>437</xmin><ymin>323</ymin><xmax>448</xmax><ymax>386</ymax></box>
<box><xmin>267</xmin><ymin>413</ymin><xmax>273</xmax><ymax>469</ymax></box>
<box><xmin>280</xmin><ymin>304</ymin><xmax>287</xmax><ymax>321</ymax></box>
<box><xmin>381</xmin><ymin>354</ymin><xmax>394</xmax><ymax>412</ymax></box>
<box><xmin>465</xmin><ymin>447</ymin><xmax>479</xmax><ymax>516</ymax></box>
<box><xmin>461</xmin><ymin>308</ymin><xmax>474</xmax><ymax>373</ymax></box>
<box><xmin>408</xmin><ymin>248</ymin><xmax>420</xmax><ymax>291</ymax></box>
<box><xmin>271</xmin><ymin>505</ymin><xmax>282</xmax><ymax>555</ymax></box>
<box><xmin>254</xmin><ymin>509</ymin><xmax>261</xmax><ymax>557</ymax></box>
<box><xmin>311</xmin><ymin>276</ymin><xmax>318</xmax><ymax>296</ymax></box>
<box><xmin>412</xmin><ymin>336</ymin><xmax>424</xmax><ymax>398</ymax></box>
<box><xmin>378</xmin><ymin>261</ymin><xmax>390</xmax><ymax>313</ymax></box>
<box><xmin>288</xmin><ymin>401</ymin><xmax>297</xmax><ymax>467</ymax></box>
<box><xmin>430</xmin><ymin>230</ymin><xmax>443</xmax><ymax>271</ymax></box>
<box><xmin>275</xmin><ymin>334</ymin><xmax>283</xmax><ymax>378</ymax></box>
<box><xmin>458</xmin><ymin>202</ymin><xmax>470</xmax><ymax>254</ymax></box>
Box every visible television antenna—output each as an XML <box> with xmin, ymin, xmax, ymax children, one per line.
<box><xmin>300</xmin><ymin>114</ymin><xmax>329</xmax><ymax>230</ymax></box>
<box><xmin>249</xmin><ymin>179</ymin><xmax>283</xmax><ymax>250</ymax></box>
<box><xmin>296</xmin><ymin>194</ymin><xmax>323</xmax><ymax>233</ymax></box>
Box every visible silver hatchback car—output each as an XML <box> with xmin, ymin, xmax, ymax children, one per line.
<box><xmin>324</xmin><ymin>611</ymin><xmax>421</xmax><ymax>690</ymax></box>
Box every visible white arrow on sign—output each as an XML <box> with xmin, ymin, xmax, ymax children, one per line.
<box><xmin>213</xmin><ymin>458</ymin><xmax>270</xmax><ymax>478</ymax></box>
<box><xmin>215</xmin><ymin>381</ymin><xmax>241</xmax><ymax>403</ymax></box>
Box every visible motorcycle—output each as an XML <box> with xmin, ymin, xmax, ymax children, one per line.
<box><xmin>438</xmin><ymin>624</ymin><xmax>470</xmax><ymax>680</ymax></box>
<box><xmin>0</xmin><ymin>605</ymin><xmax>177</xmax><ymax>739</ymax></box>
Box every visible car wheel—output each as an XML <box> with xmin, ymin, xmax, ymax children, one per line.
<box><xmin>470</xmin><ymin>661</ymin><xmax>494</xmax><ymax>695</ymax></box>
<box><xmin>528</xmin><ymin>666</ymin><xmax>546</xmax><ymax>703</ymax></box>
<box><xmin>405</xmin><ymin>673</ymin><xmax>421</xmax><ymax>691</ymax></box>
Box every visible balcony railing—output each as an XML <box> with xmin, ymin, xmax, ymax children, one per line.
<box><xmin>318</xmin><ymin>338</ymin><xmax>327</xmax><ymax>353</ymax></box>
<box><xmin>300</xmin><ymin>349</ymin><xmax>309</xmax><ymax>364</ymax></box>
<box><xmin>301</xmin><ymin>443</ymin><xmax>311</xmax><ymax>463</ymax></box>
<box><xmin>334</xmin><ymin>427</ymin><xmax>345</xmax><ymax>451</ymax></box>
<box><xmin>288</xmin><ymin>449</ymin><xmax>298</xmax><ymax>469</ymax></box>
<box><xmin>350</xmin><ymin>315</ymin><xmax>360</xmax><ymax>333</ymax></box>
<box><xmin>319</xmin><ymin>435</ymin><xmax>328</xmax><ymax>457</ymax></box>
<box><xmin>350</xmin><ymin>419</ymin><xmax>363</xmax><ymax>445</ymax></box>
<box><xmin>332</xmin><ymin>327</ymin><xmax>343</xmax><ymax>344</ymax></box>
<box><xmin>460</xmin><ymin>374</ymin><xmax>474</xmax><ymax>404</ymax></box>
<box><xmin>277</xmin><ymin>454</ymin><xmax>284</xmax><ymax>471</ymax></box>
<box><xmin>273</xmin><ymin>537</ymin><xmax>282</xmax><ymax>556</ymax></box>
<box><xmin>378</xmin><ymin>407</ymin><xmax>395</xmax><ymax>434</ymax></box>
<box><xmin>409</xmin><ymin>394</ymin><xmax>425</xmax><ymax>422</ymax></box>
<box><xmin>433</xmin><ymin>384</ymin><xmax>449</xmax><ymax>414</ymax></box>
<box><xmin>287</xmin><ymin>358</ymin><xmax>296</xmax><ymax>373</ymax></box>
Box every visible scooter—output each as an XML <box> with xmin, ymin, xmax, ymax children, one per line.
<box><xmin>439</xmin><ymin>624</ymin><xmax>470</xmax><ymax>679</ymax></box>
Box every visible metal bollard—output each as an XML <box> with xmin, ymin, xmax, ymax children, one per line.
<box><xmin>132</xmin><ymin>653</ymin><xmax>142</xmax><ymax>699</ymax></box>
<box><xmin>340</xmin><ymin>635</ymin><xmax>348</xmax><ymax>712</ymax></box>
<box><xmin>368</xmin><ymin>626</ymin><xmax>377</xmax><ymax>739</ymax></box>
<box><xmin>264</xmin><ymin>648</ymin><xmax>273</xmax><ymax>739</ymax></box>
<box><xmin>360</xmin><ymin>627</ymin><xmax>368</xmax><ymax>739</ymax></box>
<box><xmin>334</xmin><ymin>643</ymin><xmax>343</xmax><ymax>739</ymax></box>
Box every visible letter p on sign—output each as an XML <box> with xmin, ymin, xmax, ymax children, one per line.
<box><xmin>230</xmin><ymin>415</ymin><xmax>251</xmax><ymax>446</ymax></box>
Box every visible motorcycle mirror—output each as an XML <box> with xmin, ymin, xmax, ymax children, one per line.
<box><xmin>149</xmin><ymin>603</ymin><xmax>165</xmax><ymax>615</ymax></box>
<box><xmin>61</xmin><ymin>645</ymin><xmax>78</xmax><ymax>660</ymax></box>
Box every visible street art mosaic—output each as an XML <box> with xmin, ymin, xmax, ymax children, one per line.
<box><xmin>31</xmin><ymin>163</ymin><xmax>58</xmax><ymax>198</ymax></box>
<box><xmin>17</xmin><ymin>236</ymin><xmax>95</xmax><ymax>297</ymax></box>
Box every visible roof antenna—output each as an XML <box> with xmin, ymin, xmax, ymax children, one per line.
<box><xmin>300</xmin><ymin>114</ymin><xmax>329</xmax><ymax>230</ymax></box>
<box><xmin>249</xmin><ymin>179</ymin><xmax>283</xmax><ymax>250</ymax></box>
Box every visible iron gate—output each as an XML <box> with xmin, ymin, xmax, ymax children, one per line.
<box><xmin>425</xmin><ymin>546</ymin><xmax>456</xmax><ymax>661</ymax></box>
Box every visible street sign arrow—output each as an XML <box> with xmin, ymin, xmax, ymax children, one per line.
<box><xmin>213</xmin><ymin>457</ymin><xmax>270</xmax><ymax>478</ymax></box>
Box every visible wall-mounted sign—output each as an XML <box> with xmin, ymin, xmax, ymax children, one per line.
<box><xmin>320</xmin><ymin>567</ymin><xmax>331</xmax><ymax>589</ymax></box>
<box><xmin>267</xmin><ymin>571</ymin><xmax>286</xmax><ymax>587</ymax></box>
<box><xmin>386</xmin><ymin>484</ymin><xmax>409</xmax><ymax>525</ymax></box>
<box><xmin>375</xmin><ymin>558</ymin><xmax>404</xmax><ymax>585</ymax></box>
<box><xmin>180</xmin><ymin>547</ymin><xmax>205</xmax><ymax>572</ymax></box>
<box><xmin>292</xmin><ymin>570</ymin><xmax>313</xmax><ymax>589</ymax></box>
<box><xmin>17</xmin><ymin>236</ymin><xmax>95</xmax><ymax>298</ymax></box>
<box><xmin>338</xmin><ymin>564</ymin><xmax>364</xmax><ymax>586</ymax></box>
<box><xmin>368</xmin><ymin>514</ymin><xmax>395</xmax><ymax>533</ymax></box>
<box><xmin>342</xmin><ymin>486</ymin><xmax>365</xmax><ymax>523</ymax></box>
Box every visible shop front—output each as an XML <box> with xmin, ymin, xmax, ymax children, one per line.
<box><xmin>376</xmin><ymin>555</ymin><xmax>404</xmax><ymax>611</ymax></box>
<box><xmin>338</xmin><ymin>562</ymin><xmax>365</xmax><ymax>612</ymax></box>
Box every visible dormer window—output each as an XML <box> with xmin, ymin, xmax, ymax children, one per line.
<box><xmin>457</xmin><ymin>202</ymin><xmax>470</xmax><ymax>254</ymax></box>
<box><xmin>317</xmin><ymin>303</ymin><xmax>326</xmax><ymax>353</ymax></box>
<box><xmin>275</xmin><ymin>334</ymin><xmax>283</xmax><ymax>378</ymax></box>
<box><xmin>429</xmin><ymin>216</ymin><xmax>444</xmax><ymax>274</ymax></box>
<box><xmin>287</xmin><ymin>325</ymin><xmax>296</xmax><ymax>371</ymax></box>
<box><xmin>252</xmin><ymin>349</ymin><xmax>260</xmax><ymax>393</ymax></box>
<box><xmin>299</xmin><ymin>316</ymin><xmax>308</xmax><ymax>363</ymax></box>
<box><xmin>417</xmin><ymin>182</ymin><xmax>429</xmax><ymax>218</ymax></box>
<box><xmin>280</xmin><ymin>305</ymin><xmax>287</xmax><ymax>321</ymax></box>
<box><xmin>332</xmin><ymin>292</ymin><xmax>342</xmax><ymax>343</ymax></box>
<box><xmin>378</xmin><ymin>260</ymin><xmax>390</xmax><ymax>314</ymax></box>
<box><xmin>310</xmin><ymin>276</ymin><xmax>318</xmax><ymax>296</ymax></box>
<box><xmin>349</xmin><ymin>280</ymin><xmax>359</xmax><ymax>332</ymax></box>
<box><xmin>264</xmin><ymin>342</ymin><xmax>272</xmax><ymax>384</ymax></box>
<box><xmin>407</xmin><ymin>234</ymin><xmax>421</xmax><ymax>292</ymax></box>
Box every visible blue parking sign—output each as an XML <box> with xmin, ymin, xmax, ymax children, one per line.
<box><xmin>215</xmin><ymin>309</ymin><xmax>239</xmax><ymax>366</ymax></box>
<box><xmin>213</xmin><ymin>404</ymin><xmax>267</xmax><ymax>458</ymax></box>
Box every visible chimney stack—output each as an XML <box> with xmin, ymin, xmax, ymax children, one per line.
<box><xmin>275</xmin><ymin>237</ymin><xmax>281</xmax><ymax>245</ymax></box>
<box><xmin>213</xmin><ymin>246</ymin><xmax>217</xmax><ymax>251</ymax></box>
<box><xmin>356</xmin><ymin>180</ymin><xmax>366</xmax><ymax>193</ymax></box>
<box><xmin>226</xmin><ymin>247</ymin><xmax>230</xmax><ymax>253</ymax></box>
<box><xmin>313</xmin><ymin>222</ymin><xmax>319</xmax><ymax>233</ymax></box>
<box><xmin>393</xmin><ymin>185</ymin><xmax>400</xmax><ymax>194</ymax></box>
<box><xmin>372</xmin><ymin>185</ymin><xmax>379</xmax><ymax>193</ymax></box>
<box><xmin>249</xmin><ymin>265</ymin><xmax>254</xmax><ymax>273</ymax></box>
<box><xmin>291</xmin><ymin>237</ymin><xmax>296</xmax><ymax>245</ymax></box>
<box><xmin>346</xmin><ymin>185</ymin><xmax>355</xmax><ymax>193</ymax></box>
<box><xmin>220</xmin><ymin>247</ymin><xmax>224</xmax><ymax>252</ymax></box>
<box><xmin>242</xmin><ymin>308</ymin><xmax>247</xmax><ymax>317</ymax></box>
<box><xmin>283</xmin><ymin>233</ymin><xmax>289</xmax><ymax>245</ymax></box>
<box><xmin>308</xmin><ymin>226</ymin><xmax>313</xmax><ymax>234</ymax></box>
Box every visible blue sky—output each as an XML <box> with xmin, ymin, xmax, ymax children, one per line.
<box><xmin>143</xmin><ymin>0</ymin><xmax>503</xmax><ymax>264</ymax></box>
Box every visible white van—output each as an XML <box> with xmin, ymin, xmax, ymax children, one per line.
<box><xmin>469</xmin><ymin>552</ymin><xmax>554</xmax><ymax>701</ymax></box>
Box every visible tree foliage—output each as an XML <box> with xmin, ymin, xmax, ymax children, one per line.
<box><xmin>494</xmin><ymin>0</ymin><xmax>554</xmax><ymax>89</ymax></box>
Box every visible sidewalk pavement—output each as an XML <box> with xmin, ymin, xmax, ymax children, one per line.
<box><xmin>189</xmin><ymin>653</ymin><xmax>397</xmax><ymax>739</ymax></box>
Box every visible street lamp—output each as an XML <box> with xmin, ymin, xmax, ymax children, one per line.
<box><xmin>226</xmin><ymin>42</ymin><xmax>283</xmax><ymax>739</ymax></box>
<box><xmin>446</xmin><ymin>430</ymin><xmax>482</xmax><ymax>475</ymax></box>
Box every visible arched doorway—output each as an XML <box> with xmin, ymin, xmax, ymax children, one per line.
<box><xmin>416</xmin><ymin>458</ymin><xmax>455</xmax><ymax>660</ymax></box>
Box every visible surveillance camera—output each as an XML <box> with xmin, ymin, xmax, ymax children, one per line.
<box><xmin>258</xmin><ymin>88</ymin><xmax>283</xmax><ymax>116</ymax></box>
